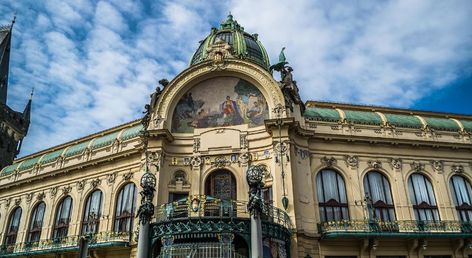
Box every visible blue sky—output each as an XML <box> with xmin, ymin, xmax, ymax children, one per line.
<box><xmin>1</xmin><ymin>0</ymin><xmax>471</xmax><ymax>157</ymax></box>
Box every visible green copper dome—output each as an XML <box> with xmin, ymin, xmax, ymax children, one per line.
<box><xmin>190</xmin><ymin>14</ymin><xmax>271</xmax><ymax>70</ymax></box>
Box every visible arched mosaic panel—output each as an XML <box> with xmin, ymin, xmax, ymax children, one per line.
<box><xmin>171</xmin><ymin>77</ymin><xmax>269</xmax><ymax>133</ymax></box>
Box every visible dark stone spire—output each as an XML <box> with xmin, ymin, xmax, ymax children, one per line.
<box><xmin>0</xmin><ymin>16</ymin><xmax>14</xmax><ymax>105</ymax></box>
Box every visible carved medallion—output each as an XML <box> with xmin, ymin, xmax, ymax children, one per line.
<box><xmin>410</xmin><ymin>162</ymin><xmax>424</xmax><ymax>172</ymax></box>
<box><xmin>345</xmin><ymin>156</ymin><xmax>359</xmax><ymax>168</ymax></box>
<box><xmin>390</xmin><ymin>159</ymin><xmax>402</xmax><ymax>170</ymax></box>
<box><xmin>368</xmin><ymin>160</ymin><xmax>382</xmax><ymax>169</ymax></box>
<box><xmin>452</xmin><ymin>164</ymin><xmax>464</xmax><ymax>174</ymax></box>
<box><xmin>431</xmin><ymin>160</ymin><xmax>444</xmax><ymax>173</ymax></box>
<box><xmin>321</xmin><ymin>156</ymin><xmax>336</xmax><ymax>168</ymax></box>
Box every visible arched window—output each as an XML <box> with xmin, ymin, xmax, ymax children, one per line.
<box><xmin>316</xmin><ymin>169</ymin><xmax>349</xmax><ymax>222</ymax></box>
<box><xmin>53</xmin><ymin>196</ymin><xmax>73</xmax><ymax>239</ymax></box>
<box><xmin>27</xmin><ymin>202</ymin><xmax>46</xmax><ymax>242</ymax></box>
<box><xmin>364</xmin><ymin>171</ymin><xmax>396</xmax><ymax>221</ymax></box>
<box><xmin>205</xmin><ymin>170</ymin><xmax>236</xmax><ymax>200</ymax></box>
<box><xmin>81</xmin><ymin>190</ymin><xmax>102</xmax><ymax>234</ymax></box>
<box><xmin>450</xmin><ymin>175</ymin><xmax>472</xmax><ymax>221</ymax></box>
<box><xmin>408</xmin><ymin>173</ymin><xmax>439</xmax><ymax>221</ymax></box>
<box><xmin>4</xmin><ymin>207</ymin><xmax>22</xmax><ymax>245</ymax></box>
<box><xmin>114</xmin><ymin>183</ymin><xmax>137</xmax><ymax>232</ymax></box>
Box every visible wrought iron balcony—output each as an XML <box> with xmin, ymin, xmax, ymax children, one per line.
<box><xmin>318</xmin><ymin>220</ymin><xmax>472</xmax><ymax>239</ymax></box>
<box><xmin>152</xmin><ymin>196</ymin><xmax>292</xmax><ymax>242</ymax></box>
<box><xmin>154</xmin><ymin>196</ymin><xmax>292</xmax><ymax>230</ymax></box>
<box><xmin>0</xmin><ymin>231</ymin><xmax>131</xmax><ymax>256</ymax></box>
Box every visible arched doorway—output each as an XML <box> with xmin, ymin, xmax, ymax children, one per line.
<box><xmin>205</xmin><ymin>170</ymin><xmax>237</xmax><ymax>200</ymax></box>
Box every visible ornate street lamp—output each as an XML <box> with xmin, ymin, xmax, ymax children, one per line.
<box><xmin>136</xmin><ymin>105</ymin><xmax>156</xmax><ymax>258</ymax></box>
<box><xmin>246</xmin><ymin>164</ymin><xmax>265</xmax><ymax>258</ymax></box>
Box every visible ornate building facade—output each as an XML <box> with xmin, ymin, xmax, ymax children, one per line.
<box><xmin>1</xmin><ymin>15</ymin><xmax>472</xmax><ymax>258</ymax></box>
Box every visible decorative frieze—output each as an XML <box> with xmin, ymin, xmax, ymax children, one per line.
<box><xmin>212</xmin><ymin>156</ymin><xmax>231</xmax><ymax>168</ymax></box>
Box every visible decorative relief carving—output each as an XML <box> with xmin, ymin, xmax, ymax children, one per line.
<box><xmin>62</xmin><ymin>186</ymin><xmax>72</xmax><ymax>195</ymax></box>
<box><xmin>50</xmin><ymin>186</ymin><xmax>58</xmax><ymax>198</ymax></box>
<box><xmin>123</xmin><ymin>171</ymin><xmax>133</xmax><ymax>181</ymax></box>
<box><xmin>193</xmin><ymin>138</ymin><xmax>200</xmax><ymax>153</ymax></box>
<box><xmin>367</xmin><ymin>160</ymin><xmax>382</xmax><ymax>169</ymax></box>
<box><xmin>321</xmin><ymin>156</ymin><xmax>336</xmax><ymax>168</ymax></box>
<box><xmin>410</xmin><ymin>162</ymin><xmax>424</xmax><ymax>172</ymax></box>
<box><xmin>240</xmin><ymin>135</ymin><xmax>248</xmax><ymax>149</ymax></box>
<box><xmin>431</xmin><ymin>160</ymin><xmax>444</xmax><ymax>173</ymax></box>
<box><xmin>452</xmin><ymin>164</ymin><xmax>464</xmax><ymax>174</ymax></box>
<box><xmin>190</xmin><ymin>156</ymin><xmax>202</xmax><ymax>169</ymax></box>
<box><xmin>345</xmin><ymin>156</ymin><xmax>358</xmax><ymax>168</ymax></box>
<box><xmin>5</xmin><ymin>198</ymin><xmax>11</xmax><ymax>208</ymax></box>
<box><xmin>14</xmin><ymin>198</ymin><xmax>21</xmax><ymax>206</ymax></box>
<box><xmin>239</xmin><ymin>151</ymin><xmax>251</xmax><ymax>166</ymax></box>
<box><xmin>90</xmin><ymin>178</ymin><xmax>101</xmax><ymax>189</ymax></box>
<box><xmin>212</xmin><ymin>156</ymin><xmax>231</xmax><ymax>168</ymax></box>
<box><xmin>390</xmin><ymin>159</ymin><xmax>402</xmax><ymax>170</ymax></box>
<box><xmin>107</xmin><ymin>172</ymin><xmax>117</xmax><ymax>184</ymax></box>
<box><xmin>295</xmin><ymin>147</ymin><xmax>309</xmax><ymax>160</ymax></box>
<box><xmin>36</xmin><ymin>192</ymin><xmax>45</xmax><ymax>201</ymax></box>
<box><xmin>77</xmin><ymin>180</ymin><xmax>86</xmax><ymax>191</ymax></box>
<box><xmin>25</xmin><ymin>193</ymin><xmax>33</xmax><ymax>203</ymax></box>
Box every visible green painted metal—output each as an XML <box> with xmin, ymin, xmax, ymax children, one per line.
<box><xmin>424</xmin><ymin>117</ymin><xmax>460</xmax><ymax>131</ymax></box>
<box><xmin>304</xmin><ymin>107</ymin><xmax>340</xmax><ymax>122</ymax></box>
<box><xmin>0</xmin><ymin>232</ymin><xmax>130</xmax><ymax>257</ymax></box>
<box><xmin>63</xmin><ymin>140</ymin><xmax>91</xmax><ymax>158</ymax></box>
<box><xmin>384</xmin><ymin>113</ymin><xmax>423</xmax><ymax>129</ymax></box>
<box><xmin>39</xmin><ymin>148</ymin><xmax>65</xmax><ymax>165</ymax></box>
<box><xmin>0</xmin><ymin>162</ymin><xmax>20</xmax><ymax>176</ymax></box>
<box><xmin>120</xmin><ymin>124</ymin><xmax>144</xmax><ymax>141</ymax></box>
<box><xmin>189</xmin><ymin>15</ymin><xmax>270</xmax><ymax>71</ymax></box>
<box><xmin>318</xmin><ymin>220</ymin><xmax>472</xmax><ymax>239</ymax></box>
<box><xmin>344</xmin><ymin>110</ymin><xmax>383</xmax><ymax>125</ymax></box>
<box><xmin>90</xmin><ymin>131</ymin><xmax>120</xmax><ymax>150</ymax></box>
<box><xmin>460</xmin><ymin>119</ymin><xmax>472</xmax><ymax>132</ymax></box>
<box><xmin>18</xmin><ymin>156</ymin><xmax>41</xmax><ymax>171</ymax></box>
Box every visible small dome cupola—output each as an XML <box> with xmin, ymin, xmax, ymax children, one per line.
<box><xmin>189</xmin><ymin>14</ymin><xmax>271</xmax><ymax>70</ymax></box>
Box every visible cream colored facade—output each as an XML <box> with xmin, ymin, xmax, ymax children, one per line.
<box><xmin>1</xmin><ymin>16</ymin><xmax>472</xmax><ymax>258</ymax></box>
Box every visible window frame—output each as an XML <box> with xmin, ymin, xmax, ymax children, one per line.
<box><xmin>363</xmin><ymin>171</ymin><xmax>396</xmax><ymax>221</ymax></box>
<box><xmin>316</xmin><ymin>169</ymin><xmax>350</xmax><ymax>222</ymax></box>
<box><xmin>113</xmin><ymin>183</ymin><xmax>137</xmax><ymax>232</ymax></box>
<box><xmin>4</xmin><ymin>207</ymin><xmax>22</xmax><ymax>245</ymax></box>
<box><xmin>52</xmin><ymin>196</ymin><xmax>73</xmax><ymax>239</ymax></box>
<box><xmin>81</xmin><ymin>190</ymin><xmax>103</xmax><ymax>234</ymax></box>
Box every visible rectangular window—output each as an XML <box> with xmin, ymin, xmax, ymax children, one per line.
<box><xmin>168</xmin><ymin>192</ymin><xmax>188</xmax><ymax>202</ymax></box>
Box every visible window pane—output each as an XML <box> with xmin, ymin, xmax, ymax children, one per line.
<box><xmin>316</xmin><ymin>169</ymin><xmax>349</xmax><ymax>222</ymax></box>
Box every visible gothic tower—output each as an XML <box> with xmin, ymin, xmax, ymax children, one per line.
<box><xmin>0</xmin><ymin>18</ymin><xmax>31</xmax><ymax>169</ymax></box>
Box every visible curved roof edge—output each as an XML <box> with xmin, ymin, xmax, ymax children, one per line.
<box><xmin>0</xmin><ymin>120</ymin><xmax>143</xmax><ymax>176</ymax></box>
<box><xmin>304</xmin><ymin>101</ymin><xmax>472</xmax><ymax>132</ymax></box>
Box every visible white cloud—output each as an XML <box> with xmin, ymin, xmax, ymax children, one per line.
<box><xmin>0</xmin><ymin>0</ymin><xmax>470</xmax><ymax>156</ymax></box>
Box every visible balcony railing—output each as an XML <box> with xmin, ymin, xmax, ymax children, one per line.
<box><xmin>0</xmin><ymin>231</ymin><xmax>131</xmax><ymax>256</ymax></box>
<box><xmin>157</xmin><ymin>242</ymin><xmax>247</xmax><ymax>258</ymax></box>
<box><xmin>318</xmin><ymin>220</ymin><xmax>472</xmax><ymax>238</ymax></box>
<box><xmin>154</xmin><ymin>196</ymin><xmax>292</xmax><ymax>230</ymax></box>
